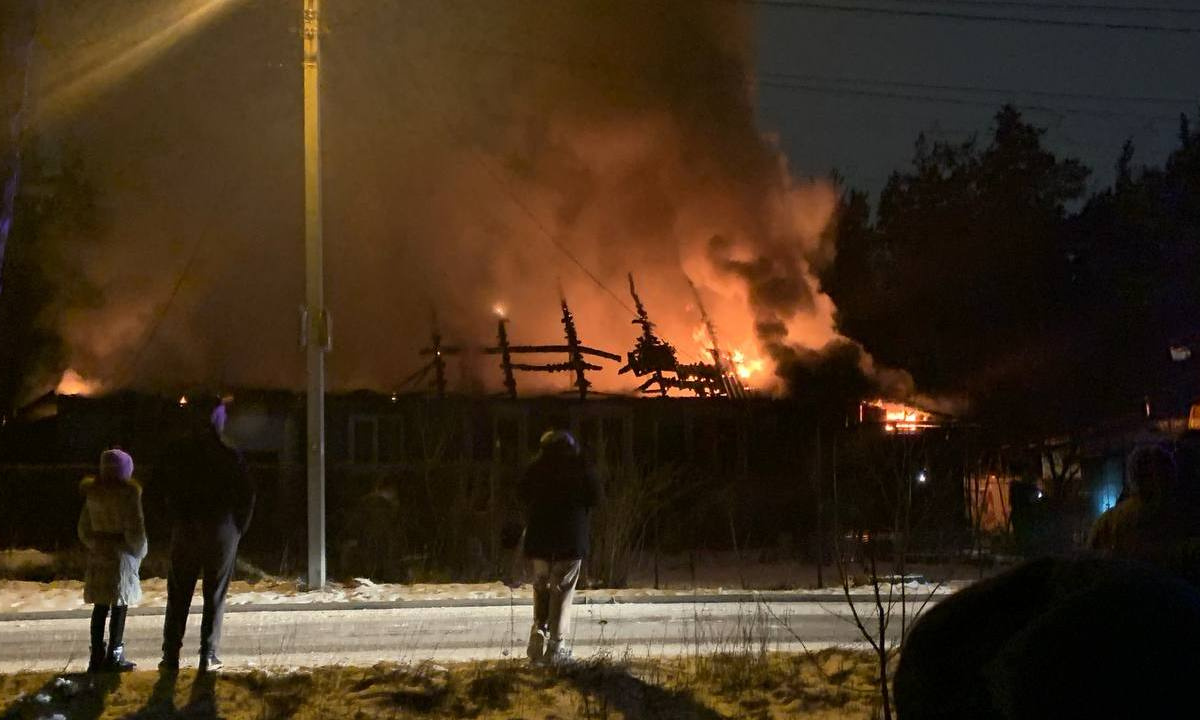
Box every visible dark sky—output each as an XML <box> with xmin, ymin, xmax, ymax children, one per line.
<box><xmin>754</xmin><ymin>1</ymin><xmax>1200</xmax><ymax>197</ymax></box>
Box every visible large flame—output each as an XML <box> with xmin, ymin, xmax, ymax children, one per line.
<box><xmin>55</xmin><ymin>369</ymin><xmax>102</xmax><ymax>397</ymax></box>
<box><xmin>862</xmin><ymin>399</ymin><xmax>938</xmax><ymax>433</ymax></box>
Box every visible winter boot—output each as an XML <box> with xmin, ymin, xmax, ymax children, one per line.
<box><xmin>105</xmin><ymin>605</ymin><xmax>136</xmax><ymax>672</ymax></box>
<box><xmin>106</xmin><ymin>643</ymin><xmax>137</xmax><ymax>672</ymax></box>
<box><xmin>526</xmin><ymin>625</ymin><xmax>548</xmax><ymax>664</ymax></box>
<box><xmin>87</xmin><ymin>604</ymin><xmax>108</xmax><ymax>673</ymax></box>
<box><xmin>199</xmin><ymin>651</ymin><xmax>223</xmax><ymax>673</ymax></box>
<box><xmin>87</xmin><ymin>642</ymin><xmax>107</xmax><ymax>674</ymax></box>
<box><xmin>544</xmin><ymin>638</ymin><xmax>572</xmax><ymax>667</ymax></box>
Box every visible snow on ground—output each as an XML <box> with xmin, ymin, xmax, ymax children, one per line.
<box><xmin>2</xmin><ymin>547</ymin><xmax>973</xmax><ymax>614</ymax></box>
<box><xmin>0</xmin><ymin>577</ymin><xmax>963</xmax><ymax>614</ymax></box>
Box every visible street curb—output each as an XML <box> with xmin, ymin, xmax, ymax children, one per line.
<box><xmin>0</xmin><ymin>591</ymin><xmax>945</xmax><ymax>622</ymax></box>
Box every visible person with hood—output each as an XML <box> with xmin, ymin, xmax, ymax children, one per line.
<box><xmin>519</xmin><ymin>429</ymin><xmax>602</xmax><ymax>665</ymax></box>
<box><xmin>157</xmin><ymin>396</ymin><xmax>255</xmax><ymax>673</ymax></box>
<box><xmin>1089</xmin><ymin>442</ymin><xmax>1178</xmax><ymax>560</ymax></box>
<box><xmin>78</xmin><ymin>448</ymin><xmax>147</xmax><ymax>673</ymax></box>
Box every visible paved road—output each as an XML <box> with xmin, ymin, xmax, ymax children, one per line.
<box><xmin>0</xmin><ymin>598</ymin><xmax>926</xmax><ymax>672</ymax></box>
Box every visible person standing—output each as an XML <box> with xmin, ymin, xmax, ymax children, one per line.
<box><xmin>157</xmin><ymin>396</ymin><xmax>254</xmax><ymax>672</ymax></box>
<box><xmin>78</xmin><ymin>448</ymin><xmax>147</xmax><ymax>673</ymax></box>
<box><xmin>519</xmin><ymin>429</ymin><xmax>602</xmax><ymax>665</ymax></box>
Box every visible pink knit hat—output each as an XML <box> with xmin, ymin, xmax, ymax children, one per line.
<box><xmin>99</xmin><ymin>449</ymin><xmax>134</xmax><ymax>482</ymax></box>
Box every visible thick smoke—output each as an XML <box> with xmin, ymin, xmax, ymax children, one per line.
<box><xmin>21</xmin><ymin>0</ymin><xmax>908</xmax><ymax>401</ymax></box>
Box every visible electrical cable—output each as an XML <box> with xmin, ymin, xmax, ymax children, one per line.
<box><xmin>745</xmin><ymin>0</ymin><xmax>1200</xmax><ymax>32</ymax></box>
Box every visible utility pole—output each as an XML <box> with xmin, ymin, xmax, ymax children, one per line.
<box><xmin>302</xmin><ymin>0</ymin><xmax>327</xmax><ymax>589</ymax></box>
<box><xmin>814</xmin><ymin>424</ymin><xmax>824</xmax><ymax>589</ymax></box>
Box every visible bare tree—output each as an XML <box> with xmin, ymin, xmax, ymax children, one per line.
<box><xmin>829</xmin><ymin>427</ymin><xmax>951</xmax><ymax>720</ymax></box>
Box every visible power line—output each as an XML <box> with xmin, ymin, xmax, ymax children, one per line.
<box><xmin>747</xmin><ymin>0</ymin><xmax>1200</xmax><ymax>32</ymax></box>
<box><xmin>874</xmin><ymin>0</ymin><xmax>1200</xmax><ymax>14</ymax></box>
<box><xmin>759</xmin><ymin>77</ymin><xmax>1186</xmax><ymax>125</ymax></box>
<box><xmin>760</xmin><ymin>70</ymin><xmax>1196</xmax><ymax>107</ymax></box>
<box><xmin>394</xmin><ymin>54</ymin><xmax>636</xmax><ymax>318</ymax></box>
<box><xmin>427</xmin><ymin>43</ymin><xmax>1193</xmax><ymax>121</ymax></box>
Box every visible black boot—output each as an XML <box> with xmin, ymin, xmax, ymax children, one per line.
<box><xmin>87</xmin><ymin>642</ymin><xmax>107</xmax><ymax>674</ymax></box>
<box><xmin>105</xmin><ymin>605</ymin><xmax>136</xmax><ymax>672</ymax></box>
<box><xmin>87</xmin><ymin>604</ymin><xmax>108</xmax><ymax>673</ymax></box>
<box><xmin>199</xmin><ymin>651</ymin><xmax>223</xmax><ymax>673</ymax></box>
<box><xmin>106</xmin><ymin>643</ymin><xmax>136</xmax><ymax>672</ymax></box>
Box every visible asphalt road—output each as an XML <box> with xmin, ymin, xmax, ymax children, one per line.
<box><xmin>0</xmin><ymin>598</ymin><xmax>922</xmax><ymax>672</ymax></box>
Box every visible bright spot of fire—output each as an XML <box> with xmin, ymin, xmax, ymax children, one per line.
<box><xmin>178</xmin><ymin>395</ymin><xmax>188</xmax><ymax>407</ymax></box>
<box><xmin>730</xmin><ymin>349</ymin><xmax>765</xmax><ymax>381</ymax></box>
<box><xmin>492</xmin><ymin>303</ymin><xmax>507</xmax><ymax>319</ymax></box>
<box><xmin>862</xmin><ymin>399</ymin><xmax>937</xmax><ymax>433</ymax></box>
<box><xmin>55</xmin><ymin>369</ymin><xmax>102</xmax><ymax>397</ymax></box>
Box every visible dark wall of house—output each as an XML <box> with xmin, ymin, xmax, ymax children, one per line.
<box><xmin>0</xmin><ymin>391</ymin><xmax>973</xmax><ymax>582</ymax></box>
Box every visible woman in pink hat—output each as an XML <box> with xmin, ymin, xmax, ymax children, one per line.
<box><xmin>78</xmin><ymin>448</ymin><xmax>147</xmax><ymax>672</ymax></box>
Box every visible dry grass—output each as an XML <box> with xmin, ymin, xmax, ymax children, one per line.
<box><xmin>0</xmin><ymin>650</ymin><xmax>883</xmax><ymax>719</ymax></box>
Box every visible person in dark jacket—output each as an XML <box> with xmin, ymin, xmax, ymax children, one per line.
<box><xmin>156</xmin><ymin>396</ymin><xmax>254</xmax><ymax>672</ymax></box>
<box><xmin>519</xmin><ymin>429</ymin><xmax>602</xmax><ymax>665</ymax></box>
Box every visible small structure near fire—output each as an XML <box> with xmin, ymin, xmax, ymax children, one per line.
<box><xmin>619</xmin><ymin>274</ymin><xmax>747</xmax><ymax>398</ymax></box>
<box><xmin>411</xmin><ymin>312</ymin><xmax>462</xmax><ymax>398</ymax></box>
<box><xmin>859</xmin><ymin>399</ymin><xmax>941</xmax><ymax>433</ymax></box>
<box><xmin>483</xmin><ymin>297</ymin><xmax>622</xmax><ymax>400</ymax></box>
<box><xmin>410</xmin><ymin>278</ymin><xmax>752</xmax><ymax>399</ymax></box>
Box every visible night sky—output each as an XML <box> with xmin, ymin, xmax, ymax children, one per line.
<box><xmin>755</xmin><ymin>1</ymin><xmax>1200</xmax><ymax>196</ymax></box>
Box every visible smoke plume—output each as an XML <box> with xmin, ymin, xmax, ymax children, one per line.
<box><xmin>20</xmin><ymin>0</ymin><xmax>908</xmax><ymax>401</ymax></box>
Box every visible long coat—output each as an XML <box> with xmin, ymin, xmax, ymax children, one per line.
<box><xmin>519</xmin><ymin>450</ymin><xmax>602</xmax><ymax>561</ymax></box>
<box><xmin>78</xmin><ymin>477</ymin><xmax>148</xmax><ymax>605</ymax></box>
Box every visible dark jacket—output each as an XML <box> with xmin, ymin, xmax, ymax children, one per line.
<box><xmin>519</xmin><ymin>450</ymin><xmax>602</xmax><ymax>561</ymax></box>
<box><xmin>157</xmin><ymin>430</ymin><xmax>255</xmax><ymax>537</ymax></box>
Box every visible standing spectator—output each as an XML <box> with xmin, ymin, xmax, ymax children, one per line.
<box><xmin>1088</xmin><ymin>443</ymin><xmax>1177</xmax><ymax>559</ymax></box>
<box><xmin>78</xmin><ymin>448</ymin><xmax>147</xmax><ymax>673</ymax></box>
<box><xmin>519</xmin><ymin>429</ymin><xmax>602</xmax><ymax>665</ymax></box>
<box><xmin>157</xmin><ymin>396</ymin><xmax>255</xmax><ymax>672</ymax></box>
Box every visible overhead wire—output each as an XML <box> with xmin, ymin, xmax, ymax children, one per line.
<box><xmin>744</xmin><ymin>0</ymin><xmax>1200</xmax><ymax>32</ymax></box>
<box><xmin>871</xmin><ymin>0</ymin><xmax>1200</xmax><ymax>13</ymax></box>
<box><xmin>387</xmin><ymin>54</ymin><xmax>636</xmax><ymax>318</ymax></box>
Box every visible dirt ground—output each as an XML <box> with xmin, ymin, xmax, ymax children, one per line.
<box><xmin>0</xmin><ymin>650</ymin><xmax>887</xmax><ymax>719</ymax></box>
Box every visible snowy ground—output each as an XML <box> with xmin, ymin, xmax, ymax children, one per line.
<box><xmin>0</xmin><ymin>576</ymin><xmax>964</xmax><ymax>615</ymax></box>
<box><xmin>1</xmin><ymin>548</ymin><xmax>973</xmax><ymax>615</ymax></box>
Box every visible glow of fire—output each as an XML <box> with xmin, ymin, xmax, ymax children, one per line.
<box><xmin>36</xmin><ymin>0</ymin><xmax>246</xmax><ymax>125</ymax></box>
<box><xmin>863</xmin><ymin>399</ymin><xmax>937</xmax><ymax>433</ymax></box>
<box><xmin>56</xmin><ymin>369</ymin><xmax>102</xmax><ymax>397</ymax></box>
<box><xmin>492</xmin><ymin>303</ymin><xmax>507</xmax><ymax>319</ymax></box>
<box><xmin>178</xmin><ymin>395</ymin><xmax>189</xmax><ymax>407</ymax></box>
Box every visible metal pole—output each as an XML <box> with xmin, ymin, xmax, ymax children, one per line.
<box><xmin>302</xmin><ymin>0</ymin><xmax>326</xmax><ymax>589</ymax></box>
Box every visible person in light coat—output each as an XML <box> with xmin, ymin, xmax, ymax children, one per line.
<box><xmin>78</xmin><ymin>448</ymin><xmax>147</xmax><ymax>672</ymax></box>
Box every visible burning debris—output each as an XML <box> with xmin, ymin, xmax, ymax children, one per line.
<box><xmin>476</xmin><ymin>296</ymin><xmax>622</xmax><ymax>400</ymax></box>
<box><xmin>410</xmin><ymin>279</ymin><xmax>763</xmax><ymax>400</ymax></box>
<box><xmin>860</xmin><ymin>398</ymin><xmax>940</xmax><ymax>433</ymax></box>
<box><xmin>619</xmin><ymin>274</ymin><xmax>745</xmax><ymax>398</ymax></box>
<box><xmin>411</xmin><ymin>312</ymin><xmax>462</xmax><ymax>398</ymax></box>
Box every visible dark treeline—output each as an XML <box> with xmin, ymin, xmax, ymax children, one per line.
<box><xmin>820</xmin><ymin>105</ymin><xmax>1200</xmax><ymax>437</ymax></box>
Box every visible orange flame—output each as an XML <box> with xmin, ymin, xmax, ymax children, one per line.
<box><xmin>56</xmin><ymin>369</ymin><xmax>102</xmax><ymax>397</ymax></box>
<box><xmin>862</xmin><ymin>399</ymin><xmax>937</xmax><ymax>433</ymax></box>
